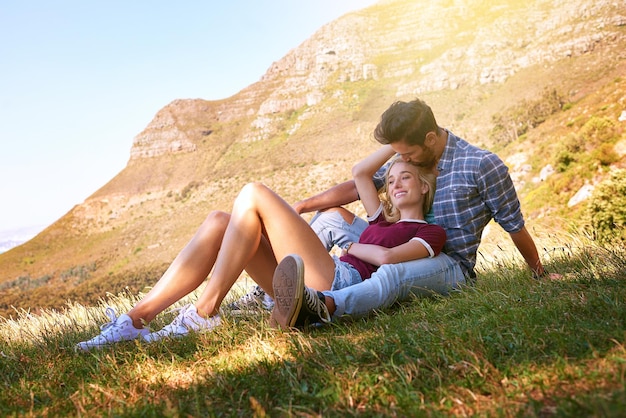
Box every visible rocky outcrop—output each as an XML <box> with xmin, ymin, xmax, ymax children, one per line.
<box><xmin>130</xmin><ymin>99</ymin><xmax>207</xmax><ymax>159</ymax></box>
<box><xmin>396</xmin><ymin>0</ymin><xmax>621</xmax><ymax>96</ymax></box>
<box><xmin>568</xmin><ymin>183</ymin><xmax>595</xmax><ymax>207</ymax></box>
<box><xmin>127</xmin><ymin>0</ymin><xmax>625</xmax><ymax>159</ymax></box>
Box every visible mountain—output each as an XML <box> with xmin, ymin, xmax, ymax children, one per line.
<box><xmin>0</xmin><ymin>0</ymin><xmax>624</xmax><ymax>317</ymax></box>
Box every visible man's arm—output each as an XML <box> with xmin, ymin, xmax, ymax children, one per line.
<box><xmin>509</xmin><ymin>226</ymin><xmax>553</xmax><ymax>278</ymax></box>
<box><xmin>292</xmin><ymin>180</ymin><xmax>359</xmax><ymax>214</ymax></box>
<box><xmin>477</xmin><ymin>154</ymin><xmax>557</xmax><ymax>279</ymax></box>
<box><xmin>293</xmin><ymin>162</ymin><xmax>390</xmax><ymax>215</ymax></box>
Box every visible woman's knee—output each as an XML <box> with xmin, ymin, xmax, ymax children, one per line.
<box><xmin>199</xmin><ymin>210</ymin><xmax>231</xmax><ymax>236</ymax></box>
<box><xmin>204</xmin><ymin>210</ymin><xmax>230</xmax><ymax>225</ymax></box>
<box><xmin>236</xmin><ymin>182</ymin><xmax>270</xmax><ymax>207</ymax></box>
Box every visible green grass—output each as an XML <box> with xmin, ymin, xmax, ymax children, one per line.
<box><xmin>1</xmin><ymin>237</ymin><xmax>625</xmax><ymax>416</ymax></box>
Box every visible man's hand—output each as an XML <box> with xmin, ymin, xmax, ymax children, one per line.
<box><xmin>292</xmin><ymin>200</ymin><xmax>306</xmax><ymax>215</ymax></box>
<box><xmin>291</xmin><ymin>180</ymin><xmax>359</xmax><ymax>215</ymax></box>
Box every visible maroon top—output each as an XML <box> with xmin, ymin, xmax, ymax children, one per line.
<box><xmin>340</xmin><ymin>206</ymin><xmax>446</xmax><ymax>280</ymax></box>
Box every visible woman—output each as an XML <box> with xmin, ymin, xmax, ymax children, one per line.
<box><xmin>271</xmin><ymin>145</ymin><xmax>446</xmax><ymax>328</ymax></box>
<box><xmin>76</xmin><ymin>145</ymin><xmax>445</xmax><ymax>351</ymax></box>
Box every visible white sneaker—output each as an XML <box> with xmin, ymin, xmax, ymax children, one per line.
<box><xmin>75</xmin><ymin>307</ymin><xmax>149</xmax><ymax>351</ymax></box>
<box><xmin>143</xmin><ymin>304</ymin><xmax>222</xmax><ymax>343</ymax></box>
<box><xmin>227</xmin><ymin>285</ymin><xmax>274</xmax><ymax>315</ymax></box>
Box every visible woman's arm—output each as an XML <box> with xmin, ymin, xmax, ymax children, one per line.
<box><xmin>344</xmin><ymin>223</ymin><xmax>446</xmax><ymax>266</ymax></box>
<box><xmin>346</xmin><ymin>240</ymin><xmax>431</xmax><ymax>266</ymax></box>
<box><xmin>352</xmin><ymin>145</ymin><xmax>396</xmax><ymax>217</ymax></box>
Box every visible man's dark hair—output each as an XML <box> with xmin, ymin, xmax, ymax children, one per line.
<box><xmin>374</xmin><ymin>98</ymin><xmax>438</xmax><ymax>146</ymax></box>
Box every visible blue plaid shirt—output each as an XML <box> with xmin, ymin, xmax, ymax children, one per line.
<box><xmin>433</xmin><ymin>131</ymin><xmax>524</xmax><ymax>276</ymax></box>
<box><xmin>372</xmin><ymin>130</ymin><xmax>524</xmax><ymax>277</ymax></box>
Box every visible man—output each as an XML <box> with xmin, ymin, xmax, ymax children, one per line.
<box><xmin>271</xmin><ymin>98</ymin><xmax>553</xmax><ymax>327</ymax></box>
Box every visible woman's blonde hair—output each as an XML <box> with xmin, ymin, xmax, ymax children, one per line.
<box><xmin>381</xmin><ymin>155</ymin><xmax>436</xmax><ymax>222</ymax></box>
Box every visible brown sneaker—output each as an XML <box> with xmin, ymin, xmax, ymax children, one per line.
<box><xmin>271</xmin><ymin>254</ymin><xmax>331</xmax><ymax>329</ymax></box>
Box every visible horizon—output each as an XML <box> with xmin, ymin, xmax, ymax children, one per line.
<box><xmin>0</xmin><ymin>224</ymin><xmax>47</xmax><ymax>254</ymax></box>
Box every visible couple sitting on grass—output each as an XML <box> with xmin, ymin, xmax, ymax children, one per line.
<box><xmin>76</xmin><ymin>98</ymin><xmax>551</xmax><ymax>351</ymax></box>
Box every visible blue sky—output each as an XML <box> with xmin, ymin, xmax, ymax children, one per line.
<box><xmin>0</xmin><ymin>1</ymin><xmax>378</xmax><ymax>233</ymax></box>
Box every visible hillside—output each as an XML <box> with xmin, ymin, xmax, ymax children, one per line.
<box><xmin>0</xmin><ymin>0</ymin><xmax>624</xmax><ymax>318</ymax></box>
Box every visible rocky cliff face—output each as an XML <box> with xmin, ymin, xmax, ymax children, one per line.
<box><xmin>130</xmin><ymin>100</ymin><xmax>205</xmax><ymax>159</ymax></box>
<box><xmin>127</xmin><ymin>0</ymin><xmax>624</xmax><ymax>159</ymax></box>
<box><xmin>79</xmin><ymin>0</ymin><xmax>626</xmax><ymax>246</ymax></box>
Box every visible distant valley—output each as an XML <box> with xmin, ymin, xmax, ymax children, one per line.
<box><xmin>0</xmin><ymin>225</ymin><xmax>46</xmax><ymax>254</ymax></box>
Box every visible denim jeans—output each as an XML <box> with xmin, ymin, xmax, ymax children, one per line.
<box><xmin>330</xmin><ymin>256</ymin><xmax>363</xmax><ymax>290</ymax></box>
<box><xmin>309</xmin><ymin>210</ymin><xmax>368</xmax><ymax>251</ymax></box>
<box><xmin>310</xmin><ymin>211</ymin><xmax>466</xmax><ymax>319</ymax></box>
<box><xmin>324</xmin><ymin>253</ymin><xmax>465</xmax><ymax>318</ymax></box>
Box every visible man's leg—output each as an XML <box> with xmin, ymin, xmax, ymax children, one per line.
<box><xmin>325</xmin><ymin>254</ymin><xmax>465</xmax><ymax>318</ymax></box>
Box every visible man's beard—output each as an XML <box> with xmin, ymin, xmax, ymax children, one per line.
<box><xmin>415</xmin><ymin>145</ymin><xmax>437</xmax><ymax>169</ymax></box>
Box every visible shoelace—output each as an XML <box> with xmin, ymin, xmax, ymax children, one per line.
<box><xmin>245</xmin><ymin>286</ymin><xmax>265</xmax><ymax>301</ymax></box>
<box><xmin>99</xmin><ymin>307</ymin><xmax>119</xmax><ymax>332</ymax></box>
<box><xmin>163</xmin><ymin>305</ymin><xmax>192</xmax><ymax>329</ymax></box>
<box><xmin>240</xmin><ymin>286</ymin><xmax>265</xmax><ymax>303</ymax></box>
<box><xmin>303</xmin><ymin>288</ymin><xmax>330</xmax><ymax>322</ymax></box>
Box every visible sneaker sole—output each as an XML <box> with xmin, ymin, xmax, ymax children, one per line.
<box><xmin>75</xmin><ymin>331</ymin><xmax>149</xmax><ymax>352</ymax></box>
<box><xmin>142</xmin><ymin>332</ymin><xmax>187</xmax><ymax>343</ymax></box>
<box><xmin>271</xmin><ymin>254</ymin><xmax>305</xmax><ymax>329</ymax></box>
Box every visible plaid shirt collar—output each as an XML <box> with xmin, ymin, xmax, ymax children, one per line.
<box><xmin>437</xmin><ymin>129</ymin><xmax>458</xmax><ymax>174</ymax></box>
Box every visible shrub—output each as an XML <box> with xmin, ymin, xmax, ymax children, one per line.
<box><xmin>177</xmin><ymin>181</ymin><xmax>202</xmax><ymax>202</ymax></box>
<box><xmin>60</xmin><ymin>263</ymin><xmax>97</xmax><ymax>283</ymax></box>
<box><xmin>555</xmin><ymin>150</ymin><xmax>576</xmax><ymax>172</ymax></box>
<box><xmin>579</xmin><ymin>116</ymin><xmax>617</xmax><ymax>145</ymax></box>
<box><xmin>585</xmin><ymin>169</ymin><xmax>626</xmax><ymax>243</ymax></box>
<box><xmin>591</xmin><ymin>143</ymin><xmax>619</xmax><ymax>166</ymax></box>
<box><xmin>0</xmin><ymin>274</ymin><xmax>52</xmax><ymax>292</ymax></box>
<box><xmin>490</xmin><ymin>88</ymin><xmax>565</xmax><ymax>146</ymax></box>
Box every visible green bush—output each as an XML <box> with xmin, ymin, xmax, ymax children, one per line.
<box><xmin>585</xmin><ymin>169</ymin><xmax>626</xmax><ymax>243</ymax></box>
<box><xmin>490</xmin><ymin>88</ymin><xmax>565</xmax><ymax>147</ymax></box>
<box><xmin>591</xmin><ymin>143</ymin><xmax>619</xmax><ymax>166</ymax></box>
<box><xmin>580</xmin><ymin>116</ymin><xmax>617</xmax><ymax>144</ymax></box>
<box><xmin>555</xmin><ymin>149</ymin><xmax>576</xmax><ymax>172</ymax></box>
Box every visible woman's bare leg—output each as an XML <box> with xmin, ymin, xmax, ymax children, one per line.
<box><xmin>126</xmin><ymin>210</ymin><xmax>278</xmax><ymax>328</ymax></box>
<box><xmin>125</xmin><ymin>211</ymin><xmax>229</xmax><ymax>328</ymax></box>
<box><xmin>195</xmin><ymin>182</ymin><xmax>336</xmax><ymax>316</ymax></box>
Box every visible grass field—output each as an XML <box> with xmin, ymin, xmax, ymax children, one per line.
<box><xmin>1</xmin><ymin>235</ymin><xmax>625</xmax><ymax>417</ymax></box>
